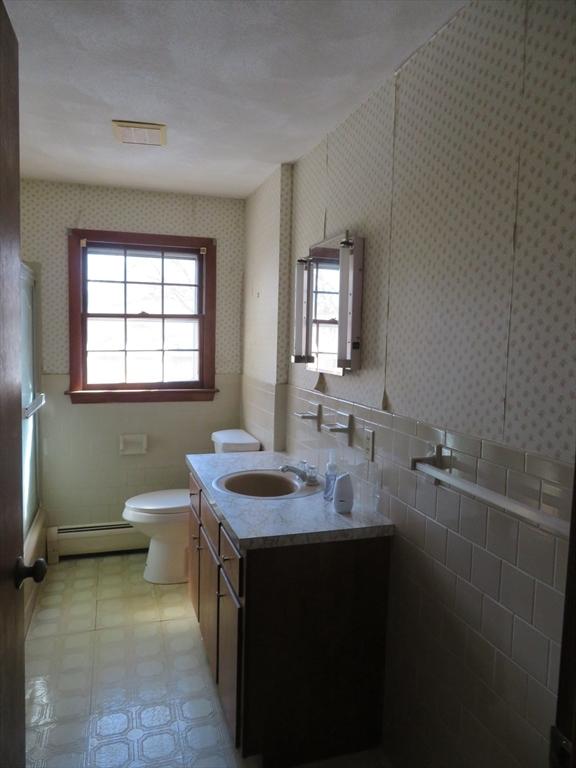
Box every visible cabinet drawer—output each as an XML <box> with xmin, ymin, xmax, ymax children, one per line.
<box><xmin>220</xmin><ymin>525</ymin><xmax>242</xmax><ymax>597</ymax></box>
<box><xmin>201</xmin><ymin>496</ymin><xmax>220</xmax><ymax>553</ymax></box>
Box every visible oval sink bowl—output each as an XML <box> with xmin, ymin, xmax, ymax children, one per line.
<box><xmin>213</xmin><ymin>470</ymin><xmax>322</xmax><ymax>500</ymax></box>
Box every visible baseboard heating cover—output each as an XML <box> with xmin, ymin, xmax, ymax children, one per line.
<box><xmin>46</xmin><ymin>521</ymin><xmax>148</xmax><ymax>563</ymax></box>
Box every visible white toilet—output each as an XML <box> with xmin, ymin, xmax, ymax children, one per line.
<box><xmin>122</xmin><ymin>489</ymin><xmax>191</xmax><ymax>584</ymax></box>
<box><xmin>123</xmin><ymin>429</ymin><xmax>260</xmax><ymax>584</ymax></box>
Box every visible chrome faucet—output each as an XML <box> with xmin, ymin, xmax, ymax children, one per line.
<box><xmin>279</xmin><ymin>464</ymin><xmax>319</xmax><ymax>486</ymax></box>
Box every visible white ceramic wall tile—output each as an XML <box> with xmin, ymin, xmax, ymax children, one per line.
<box><xmin>436</xmin><ymin>487</ymin><xmax>461</xmax><ymax>532</ymax></box>
<box><xmin>547</xmin><ymin>642</ymin><xmax>561</xmax><ymax>696</ymax></box>
<box><xmin>454</xmin><ymin>578</ymin><xmax>483</xmax><ymax>631</ymax></box>
<box><xmin>499</xmin><ymin>563</ymin><xmax>535</xmax><ymax>623</ymax></box>
<box><xmin>486</xmin><ymin>509</ymin><xmax>518</xmax><ymax>565</ymax></box>
<box><xmin>471</xmin><ymin>547</ymin><xmax>502</xmax><ymax>601</ymax></box>
<box><xmin>481</xmin><ymin>597</ymin><xmax>514</xmax><ymax>655</ymax></box>
<box><xmin>446</xmin><ymin>532</ymin><xmax>472</xmax><ymax>580</ymax></box>
<box><xmin>512</xmin><ymin>617</ymin><xmax>549</xmax><ymax>684</ymax></box>
<box><xmin>517</xmin><ymin>523</ymin><xmax>556</xmax><ymax>585</ymax></box>
<box><xmin>459</xmin><ymin>498</ymin><xmax>487</xmax><ymax>547</ymax></box>
<box><xmin>492</xmin><ymin>651</ymin><xmax>528</xmax><ymax>714</ymax></box>
<box><xmin>532</xmin><ymin>582</ymin><xmax>564</xmax><ymax>644</ymax></box>
<box><xmin>425</xmin><ymin>519</ymin><xmax>448</xmax><ymax>564</ymax></box>
<box><xmin>415</xmin><ymin>476</ymin><xmax>437</xmax><ymax>518</ymax></box>
<box><xmin>525</xmin><ymin>677</ymin><xmax>557</xmax><ymax>737</ymax></box>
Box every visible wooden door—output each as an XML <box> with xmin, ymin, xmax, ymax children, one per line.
<box><xmin>198</xmin><ymin>528</ymin><xmax>219</xmax><ymax>680</ymax></box>
<box><xmin>217</xmin><ymin>569</ymin><xmax>242</xmax><ymax>745</ymax></box>
<box><xmin>189</xmin><ymin>506</ymin><xmax>201</xmax><ymax>620</ymax></box>
<box><xmin>0</xmin><ymin>2</ymin><xmax>25</xmax><ymax>765</ymax></box>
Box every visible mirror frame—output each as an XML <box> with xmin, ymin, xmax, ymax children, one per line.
<box><xmin>292</xmin><ymin>232</ymin><xmax>364</xmax><ymax>376</ymax></box>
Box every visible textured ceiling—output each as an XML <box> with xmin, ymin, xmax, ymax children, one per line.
<box><xmin>6</xmin><ymin>0</ymin><xmax>465</xmax><ymax>197</ymax></box>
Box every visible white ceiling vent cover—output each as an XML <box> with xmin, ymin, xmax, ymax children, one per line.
<box><xmin>112</xmin><ymin>120</ymin><xmax>166</xmax><ymax>146</ymax></box>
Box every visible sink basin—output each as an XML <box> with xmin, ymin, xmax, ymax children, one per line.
<box><xmin>213</xmin><ymin>470</ymin><xmax>322</xmax><ymax>499</ymax></box>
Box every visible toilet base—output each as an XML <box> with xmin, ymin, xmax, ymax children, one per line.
<box><xmin>143</xmin><ymin>537</ymin><xmax>188</xmax><ymax>584</ymax></box>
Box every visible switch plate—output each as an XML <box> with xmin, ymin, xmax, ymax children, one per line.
<box><xmin>365</xmin><ymin>428</ymin><xmax>375</xmax><ymax>462</ymax></box>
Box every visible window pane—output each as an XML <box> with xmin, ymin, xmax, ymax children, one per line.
<box><xmin>87</xmin><ymin>352</ymin><xmax>125</xmax><ymax>384</ymax></box>
<box><xmin>164</xmin><ymin>257</ymin><xmax>197</xmax><ymax>285</ymax></box>
<box><xmin>164</xmin><ymin>351</ymin><xmax>199</xmax><ymax>382</ymax></box>
<box><xmin>164</xmin><ymin>319</ymin><xmax>199</xmax><ymax>350</ymax></box>
<box><xmin>316</xmin><ymin>353</ymin><xmax>339</xmax><ymax>373</ymax></box>
<box><xmin>87</xmin><ymin>251</ymin><xmax>124</xmax><ymax>282</ymax></box>
<box><xmin>317</xmin><ymin>324</ymin><xmax>338</xmax><ymax>354</ymax></box>
<box><xmin>314</xmin><ymin>293</ymin><xmax>339</xmax><ymax>321</ymax></box>
<box><xmin>316</xmin><ymin>265</ymin><xmax>339</xmax><ymax>293</ymax></box>
<box><xmin>126</xmin><ymin>351</ymin><xmax>162</xmax><ymax>382</ymax></box>
<box><xmin>126</xmin><ymin>284</ymin><xmax>162</xmax><ymax>314</ymax></box>
<box><xmin>87</xmin><ymin>318</ymin><xmax>125</xmax><ymax>350</ymax></box>
<box><xmin>126</xmin><ymin>319</ymin><xmax>163</xmax><ymax>350</ymax></box>
<box><xmin>126</xmin><ymin>255</ymin><xmax>162</xmax><ymax>283</ymax></box>
<box><xmin>164</xmin><ymin>285</ymin><xmax>197</xmax><ymax>315</ymax></box>
<box><xmin>87</xmin><ymin>282</ymin><xmax>125</xmax><ymax>314</ymax></box>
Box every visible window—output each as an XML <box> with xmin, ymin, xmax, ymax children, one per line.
<box><xmin>309</xmin><ymin>257</ymin><xmax>340</xmax><ymax>374</ymax></box>
<box><xmin>68</xmin><ymin>229</ymin><xmax>216</xmax><ymax>402</ymax></box>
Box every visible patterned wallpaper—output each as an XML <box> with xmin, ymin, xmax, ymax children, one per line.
<box><xmin>20</xmin><ymin>179</ymin><xmax>245</xmax><ymax>375</ymax></box>
<box><xmin>288</xmin><ymin>0</ymin><xmax>575</xmax><ymax>462</ymax></box>
<box><xmin>386</xmin><ymin>0</ymin><xmax>524</xmax><ymax>440</ymax></box>
<box><xmin>243</xmin><ymin>168</ymin><xmax>282</xmax><ymax>384</ymax></box>
<box><xmin>504</xmin><ymin>0</ymin><xmax>576</xmax><ymax>459</ymax></box>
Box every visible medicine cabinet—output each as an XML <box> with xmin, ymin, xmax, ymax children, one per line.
<box><xmin>292</xmin><ymin>231</ymin><xmax>363</xmax><ymax>376</ymax></box>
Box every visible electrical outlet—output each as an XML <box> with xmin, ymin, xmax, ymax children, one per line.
<box><xmin>365</xmin><ymin>428</ymin><xmax>375</xmax><ymax>462</ymax></box>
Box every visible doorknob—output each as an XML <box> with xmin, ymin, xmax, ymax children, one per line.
<box><xmin>14</xmin><ymin>556</ymin><xmax>48</xmax><ymax>590</ymax></box>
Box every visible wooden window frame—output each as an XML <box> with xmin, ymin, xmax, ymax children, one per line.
<box><xmin>67</xmin><ymin>229</ymin><xmax>216</xmax><ymax>403</ymax></box>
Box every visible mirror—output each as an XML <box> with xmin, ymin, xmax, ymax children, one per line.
<box><xmin>292</xmin><ymin>232</ymin><xmax>364</xmax><ymax>376</ymax></box>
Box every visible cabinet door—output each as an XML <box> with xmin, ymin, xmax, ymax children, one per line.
<box><xmin>198</xmin><ymin>528</ymin><xmax>219</xmax><ymax>681</ymax></box>
<box><xmin>188</xmin><ymin>507</ymin><xmax>201</xmax><ymax>620</ymax></box>
<box><xmin>217</xmin><ymin>569</ymin><xmax>242</xmax><ymax>746</ymax></box>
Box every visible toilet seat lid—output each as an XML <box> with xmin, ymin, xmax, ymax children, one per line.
<box><xmin>124</xmin><ymin>489</ymin><xmax>189</xmax><ymax>514</ymax></box>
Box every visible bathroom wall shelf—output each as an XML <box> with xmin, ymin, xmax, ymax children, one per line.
<box><xmin>413</xmin><ymin>459</ymin><xmax>570</xmax><ymax>540</ymax></box>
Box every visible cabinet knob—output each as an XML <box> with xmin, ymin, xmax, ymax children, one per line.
<box><xmin>221</xmin><ymin>556</ymin><xmax>233</xmax><ymax>562</ymax></box>
<box><xmin>216</xmin><ymin>592</ymin><xmax>226</xmax><ymax>599</ymax></box>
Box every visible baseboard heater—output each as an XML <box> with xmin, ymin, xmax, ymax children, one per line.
<box><xmin>46</xmin><ymin>521</ymin><xmax>148</xmax><ymax>563</ymax></box>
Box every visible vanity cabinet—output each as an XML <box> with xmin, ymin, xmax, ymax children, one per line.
<box><xmin>188</xmin><ymin>470</ymin><xmax>390</xmax><ymax>767</ymax></box>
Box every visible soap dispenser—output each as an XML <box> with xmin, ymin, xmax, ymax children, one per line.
<box><xmin>333</xmin><ymin>473</ymin><xmax>354</xmax><ymax>514</ymax></box>
<box><xmin>323</xmin><ymin>451</ymin><xmax>338</xmax><ymax>501</ymax></box>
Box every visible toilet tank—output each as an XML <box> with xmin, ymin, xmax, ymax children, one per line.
<box><xmin>211</xmin><ymin>429</ymin><xmax>260</xmax><ymax>453</ymax></box>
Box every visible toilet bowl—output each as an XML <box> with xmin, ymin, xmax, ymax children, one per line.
<box><xmin>122</xmin><ymin>489</ymin><xmax>190</xmax><ymax>584</ymax></box>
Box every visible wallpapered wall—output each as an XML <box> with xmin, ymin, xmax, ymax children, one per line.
<box><xmin>243</xmin><ymin>167</ymin><xmax>283</xmax><ymax>384</ymax></box>
<box><xmin>20</xmin><ymin>179</ymin><xmax>245</xmax><ymax>375</ymax></box>
<box><xmin>288</xmin><ymin>0</ymin><xmax>575</xmax><ymax>463</ymax></box>
<box><xmin>20</xmin><ymin>180</ymin><xmax>246</xmax><ymax>526</ymax></box>
<box><xmin>242</xmin><ymin>165</ymin><xmax>292</xmax><ymax>449</ymax></box>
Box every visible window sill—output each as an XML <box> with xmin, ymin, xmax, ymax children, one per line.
<box><xmin>66</xmin><ymin>388</ymin><xmax>218</xmax><ymax>404</ymax></box>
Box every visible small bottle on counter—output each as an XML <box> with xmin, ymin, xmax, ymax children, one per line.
<box><xmin>323</xmin><ymin>451</ymin><xmax>338</xmax><ymax>502</ymax></box>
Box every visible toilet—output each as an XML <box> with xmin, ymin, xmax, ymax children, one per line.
<box><xmin>122</xmin><ymin>489</ymin><xmax>191</xmax><ymax>584</ymax></box>
<box><xmin>123</xmin><ymin>429</ymin><xmax>259</xmax><ymax>584</ymax></box>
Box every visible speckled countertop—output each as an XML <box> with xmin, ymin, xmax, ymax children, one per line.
<box><xmin>185</xmin><ymin>451</ymin><xmax>394</xmax><ymax>551</ymax></box>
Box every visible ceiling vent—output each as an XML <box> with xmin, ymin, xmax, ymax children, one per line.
<box><xmin>112</xmin><ymin>120</ymin><xmax>166</xmax><ymax>146</ymax></box>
